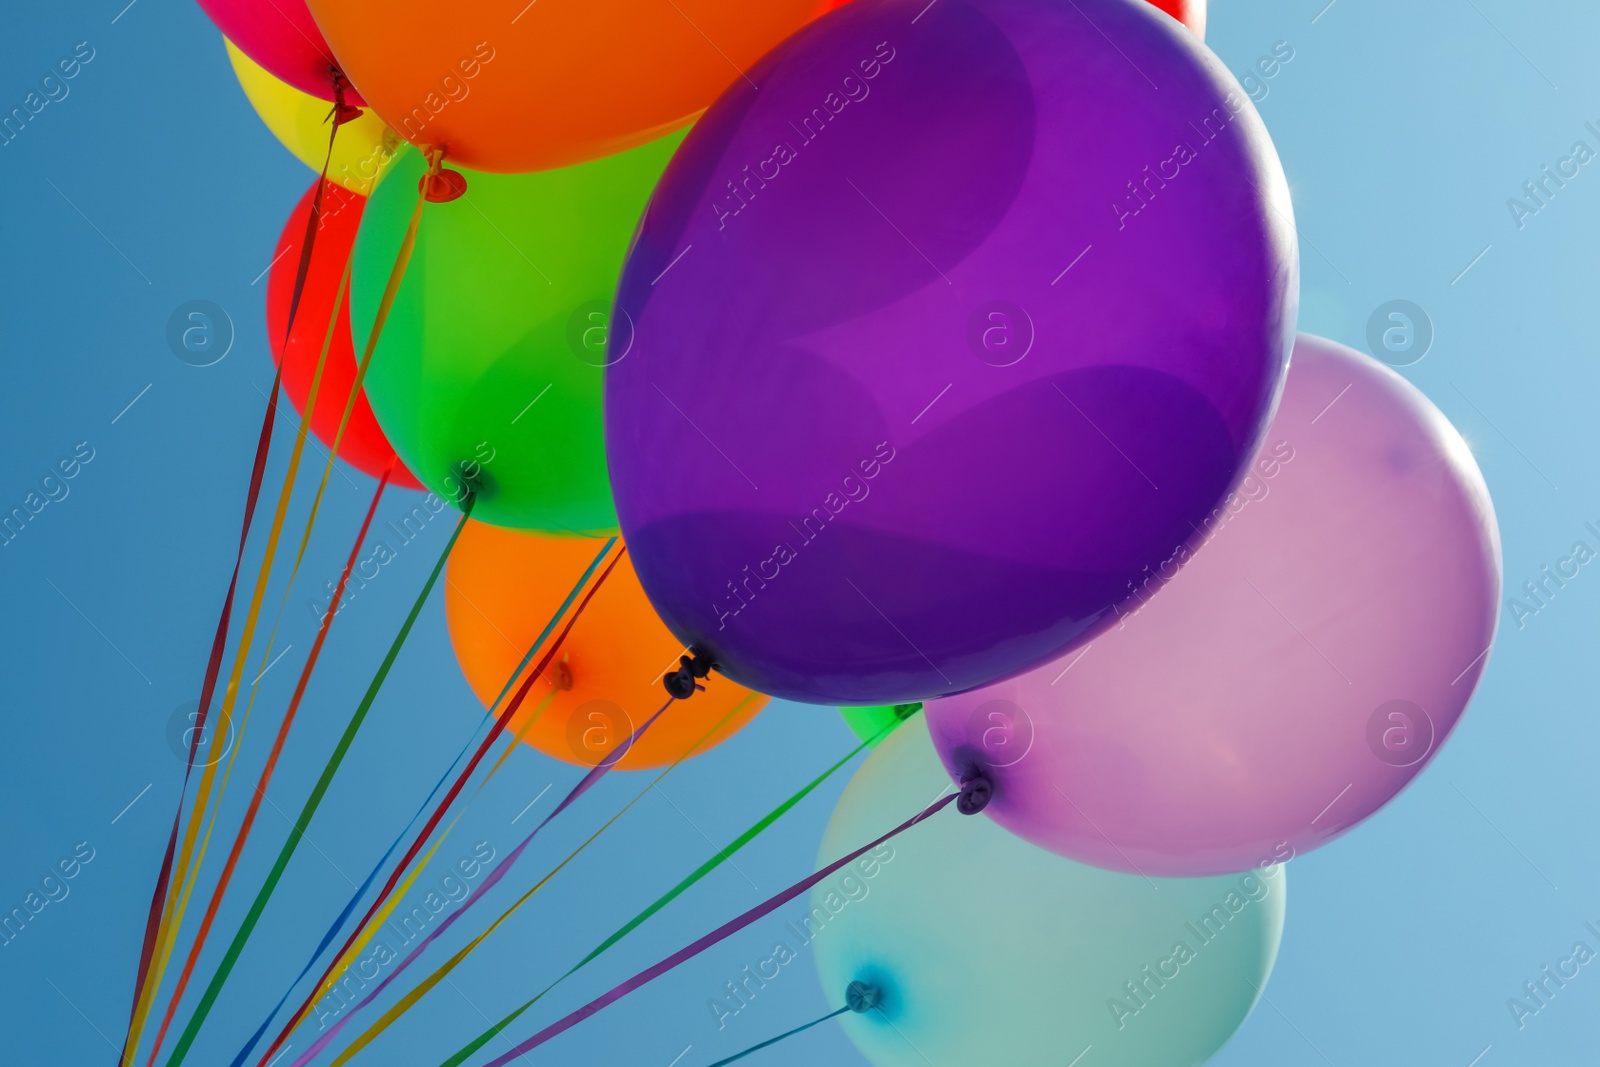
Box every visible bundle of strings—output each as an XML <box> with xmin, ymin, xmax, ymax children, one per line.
<box><xmin>119</xmin><ymin>95</ymin><xmax>366</xmax><ymax>1067</ymax></box>
<box><xmin>133</xmin><ymin>143</ymin><xmax>460</xmax><ymax>1067</ymax></box>
<box><xmin>299</xmin><ymin>698</ymin><xmax>910</xmax><ymax>1065</ymax></box>
<box><xmin>225</xmin><ymin>539</ymin><xmax>617</xmax><ymax>1067</ymax></box>
<box><xmin>297</xmin><ymin>693</ymin><xmax>742</xmax><ymax>1066</ymax></box>
<box><xmin>433</xmin><ymin>717</ymin><xmax>911</xmax><ymax>1067</ymax></box>
<box><xmin>244</xmin><ymin>542</ymin><xmax>627</xmax><ymax>1067</ymax></box>
<box><xmin>472</xmin><ymin>785</ymin><xmax>973</xmax><ymax>1067</ymax></box>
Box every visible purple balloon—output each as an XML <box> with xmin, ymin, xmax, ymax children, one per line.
<box><xmin>927</xmin><ymin>335</ymin><xmax>1502</xmax><ymax>876</ymax></box>
<box><xmin>606</xmin><ymin>0</ymin><xmax>1297</xmax><ymax>705</ymax></box>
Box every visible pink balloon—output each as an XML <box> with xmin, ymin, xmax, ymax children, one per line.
<box><xmin>198</xmin><ymin>0</ymin><xmax>363</xmax><ymax>104</ymax></box>
<box><xmin>927</xmin><ymin>334</ymin><xmax>1501</xmax><ymax>876</ymax></box>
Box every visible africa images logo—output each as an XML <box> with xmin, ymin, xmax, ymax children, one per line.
<box><xmin>166</xmin><ymin>699</ymin><xmax>235</xmax><ymax>768</ymax></box>
<box><xmin>709</xmin><ymin>41</ymin><xmax>898</xmax><ymax>231</ymax></box>
<box><xmin>712</xmin><ymin>442</ymin><xmax>896</xmax><ymax>630</ymax></box>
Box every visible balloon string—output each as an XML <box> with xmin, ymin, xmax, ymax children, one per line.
<box><xmin>335</xmin><ymin>143</ymin><xmax>445</xmax><ymax>418</ymax></box>
<box><xmin>134</xmin><ymin>254</ymin><xmax>354</xmax><ymax>1067</ymax></box>
<box><xmin>482</xmin><ymin>536</ymin><xmax>619</xmax><ymax>724</ymax></box>
<box><xmin>123</xmin><ymin>239</ymin><xmax>339</xmax><ymax>1066</ymax></box>
<box><xmin>703</xmin><ymin>1005</ymin><xmax>854</xmax><ymax>1067</ymax></box>
<box><xmin>434</xmin><ymin>720</ymin><xmax>896</xmax><ymax>1067</ymax></box>
<box><xmin>139</xmin><ymin>452</ymin><xmax>391</xmax><ymax>1067</ymax></box>
<box><xmin>252</xmin><ymin>542</ymin><xmax>628</xmax><ymax>1067</ymax></box>
<box><xmin>275</xmin><ymin>691</ymin><xmax>563</xmax><ymax>1067</ymax></box>
<box><xmin>478</xmin><ymin>791</ymin><xmax>963</xmax><ymax>1067</ymax></box>
<box><xmin>311</xmin><ymin>691</ymin><xmax>731</xmax><ymax>1067</ymax></box>
<box><xmin>119</xmin><ymin>116</ymin><xmax>352</xmax><ymax>1066</ymax></box>
<box><xmin>223</xmin><ymin>720</ymin><xmax>481</xmax><ymax>1067</ymax></box>
<box><xmin>174</xmin><ymin>138</ymin><xmax>449</xmax><ymax>1032</ymax></box>
<box><xmin>319</xmin><ymin>698</ymin><xmax>717</xmax><ymax>1067</ymax></box>
<box><xmin>234</xmin><ymin>546</ymin><xmax>610</xmax><ymax>1067</ymax></box>
<box><xmin>161</xmin><ymin>142</ymin><xmax>443</xmax><ymax>1067</ymax></box>
<box><xmin>483</xmin><ymin>687</ymin><xmax>558</xmax><ymax>780</ymax></box>
<box><xmin>227</xmin><ymin>542</ymin><xmax>613</xmax><ymax>1067</ymax></box>
<box><xmin>258</xmin><ymin>546</ymin><xmax>627</xmax><ymax>1067</ymax></box>
<box><xmin>256</xmin><ymin>546</ymin><xmax>615</xmax><ymax>1063</ymax></box>
<box><xmin>293</xmin><ymin>684</ymin><xmax>558</xmax><ymax>1016</ymax></box>
<box><xmin>117</xmin><ymin>367</ymin><xmax>283</xmax><ymax>1067</ymax></box>
<box><xmin>153</xmin><ymin>124</ymin><xmax>411</xmax><ymax>1037</ymax></box>
<box><xmin>279</xmin><ymin>95</ymin><xmax>343</xmax><ymax>360</ymax></box>
<box><xmin>162</xmin><ymin>501</ymin><xmax>474</xmax><ymax>1067</ymax></box>
<box><xmin>322</xmin><ymin>692</ymin><xmax>755</xmax><ymax>1066</ymax></box>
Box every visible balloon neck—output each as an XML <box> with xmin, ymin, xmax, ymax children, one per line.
<box><xmin>423</xmin><ymin>169</ymin><xmax>468</xmax><ymax>203</ymax></box>
<box><xmin>956</xmin><ymin>772</ymin><xmax>993</xmax><ymax>815</ymax></box>
<box><xmin>845</xmin><ymin>980</ymin><xmax>882</xmax><ymax>1014</ymax></box>
<box><xmin>446</xmin><ymin>459</ymin><xmax>484</xmax><ymax>509</ymax></box>
<box><xmin>552</xmin><ymin>656</ymin><xmax>574</xmax><ymax>691</ymax></box>
<box><xmin>663</xmin><ymin>645</ymin><xmax>717</xmax><ymax>700</ymax></box>
<box><xmin>329</xmin><ymin>70</ymin><xmax>363</xmax><ymax>127</ymax></box>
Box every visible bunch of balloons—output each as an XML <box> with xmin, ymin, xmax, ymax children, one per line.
<box><xmin>207</xmin><ymin>0</ymin><xmax>1501</xmax><ymax>1062</ymax></box>
<box><xmin>220</xmin><ymin>0</ymin><xmax>840</xmax><ymax>764</ymax></box>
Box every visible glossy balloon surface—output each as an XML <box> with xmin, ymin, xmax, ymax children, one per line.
<box><xmin>607</xmin><ymin>0</ymin><xmax>1297</xmax><ymax>704</ymax></box>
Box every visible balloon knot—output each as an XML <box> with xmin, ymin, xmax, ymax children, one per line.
<box><xmin>663</xmin><ymin>646</ymin><xmax>717</xmax><ymax>700</ymax></box>
<box><xmin>446</xmin><ymin>459</ymin><xmax>483</xmax><ymax>510</ymax></box>
<box><xmin>422</xmin><ymin>168</ymin><xmax>468</xmax><ymax>203</ymax></box>
<box><xmin>330</xmin><ymin>70</ymin><xmax>364</xmax><ymax>127</ymax></box>
<box><xmin>845</xmin><ymin>980</ymin><xmax>882</xmax><ymax>1013</ymax></box>
<box><xmin>551</xmin><ymin>657</ymin><xmax>574</xmax><ymax>691</ymax></box>
<box><xmin>956</xmin><ymin>772</ymin><xmax>992</xmax><ymax>815</ymax></box>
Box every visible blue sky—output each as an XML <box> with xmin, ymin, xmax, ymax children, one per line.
<box><xmin>2</xmin><ymin>1</ymin><xmax>1598</xmax><ymax>1065</ymax></box>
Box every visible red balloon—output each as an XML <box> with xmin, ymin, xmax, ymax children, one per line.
<box><xmin>196</xmin><ymin>0</ymin><xmax>364</xmax><ymax>104</ymax></box>
<box><xmin>267</xmin><ymin>180</ymin><xmax>421</xmax><ymax>490</ymax></box>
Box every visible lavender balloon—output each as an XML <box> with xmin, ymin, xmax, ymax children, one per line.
<box><xmin>927</xmin><ymin>335</ymin><xmax>1502</xmax><ymax>876</ymax></box>
<box><xmin>606</xmin><ymin>0</ymin><xmax>1298</xmax><ymax>704</ymax></box>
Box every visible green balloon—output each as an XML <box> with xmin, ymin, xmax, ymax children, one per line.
<box><xmin>839</xmin><ymin>704</ymin><xmax>922</xmax><ymax>747</ymax></box>
<box><xmin>352</xmin><ymin>133</ymin><xmax>684</xmax><ymax>532</ymax></box>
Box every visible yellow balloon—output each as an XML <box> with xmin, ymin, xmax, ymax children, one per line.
<box><xmin>224</xmin><ymin>38</ymin><xmax>399</xmax><ymax>196</ymax></box>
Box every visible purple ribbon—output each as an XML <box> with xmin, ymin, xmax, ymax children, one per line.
<box><xmin>289</xmin><ymin>697</ymin><xmax>675</xmax><ymax>1067</ymax></box>
<box><xmin>480</xmin><ymin>791</ymin><xmax>960</xmax><ymax>1067</ymax></box>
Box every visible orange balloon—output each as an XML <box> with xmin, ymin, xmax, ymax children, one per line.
<box><xmin>445</xmin><ymin>522</ymin><xmax>768</xmax><ymax>769</ymax></box>
<box><xmin>302</xmin><ymin>0</ymin><xmax>835</xmax><ymax>173</ymax></box>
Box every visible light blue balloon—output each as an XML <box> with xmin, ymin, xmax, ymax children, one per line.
<box><xmin>810</xmin><ymin>721</ymin><xmax>1287</xmax><ymax>1067</ymax></box>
